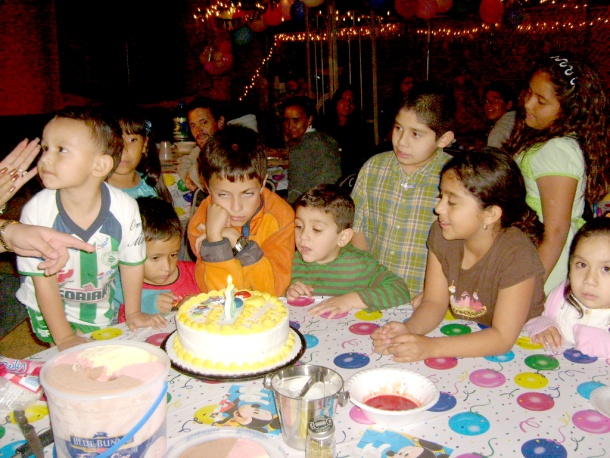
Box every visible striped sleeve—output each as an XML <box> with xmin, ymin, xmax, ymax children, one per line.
<box><xmin>290</xmin><ymin>245</ymin><xmax>411</xmax><ymax>310</ymax></box>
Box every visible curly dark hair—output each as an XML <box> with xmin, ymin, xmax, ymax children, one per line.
<box><xmin>441</xmin><ymin>148</ymin><xmax>544</xmax><ymax>246</ymax></box>
<box><xmin>506</xmin><ymin>50</ymin><xmax>610</xmax><ymax>203</ymax></box>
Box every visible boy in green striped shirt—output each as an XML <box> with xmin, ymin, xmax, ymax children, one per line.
<box><xmin>286</xmin><ymin>184</ymin><xmax>411</xmax><ymax>318</ymax></box>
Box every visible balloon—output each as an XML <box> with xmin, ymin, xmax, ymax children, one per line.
<box><xmin>201</xmin><ymin>42</ymin><xmax>234</xmax><ymax>76</ymax></box>
<box><xmin>436</xmin><ymin>0</ymin><xmax>452</xmax><ymax>13</ymax></box>
<box><xmin>302</xmin><ymin>0</ymin><xmax>325</xmax><ymax>6</ymax></box>
<box><xmin>248</xmin><ymin>16</ymin><xmax>268</xmax><ymax>32</ymax></box>
<box><xmin>364</xmin><ymin>0</ymin><xmax>388</xmax><ymax>9</ymax></box>
<box><xmin>416</xmin><ymin>0</ymin><xmax>438</xmax><ymax>19</ymax></box>
<box><xmin>262</xmin><ymin>5</ymin><xmax>284</xmax><ymax>26</ymax></box>
<box><xmin>218</xmin><ymin>40</ymin><xmax>232</xmax><ymax>53</ymax></box>
<box><xmin>234</xmin><ymin>27</ymin><xmax>252</xmax><ymax>46</ymax></box>
<box><xmin>280</xmin><ymin>0</ymin><xmax>292</xmax><ymax>20</ymax></box>
<box><xmin>290</xmin><ymin>0</ymin><xmax>306</xmax><ymax>22</ymax></box>
<box><xmin>479</xmin><ymin>0</ymin><xmax>504</xmax><ymax>24</ymax></box>
<box><xmin>395</xmin><ymin>0</ymin><xmax>417</xmax><ymax>19</ymax></box>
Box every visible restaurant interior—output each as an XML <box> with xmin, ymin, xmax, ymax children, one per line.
<box><xmin>1</xmin><ymin>0</ymin><xmax>609</xmax><ymax>146</ymax></box>
<box><xmin>1</xmin><ymin>0</ymin><xmax>610</xmax><ymax>455</ymax></box>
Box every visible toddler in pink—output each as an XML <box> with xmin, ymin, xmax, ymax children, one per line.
<box><xmin>525</xmin><ymin>218</ymin><xmax>610</xmax><ymax>357</ymax></box>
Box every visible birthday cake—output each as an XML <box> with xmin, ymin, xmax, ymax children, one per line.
<box><xmin>172</xmin><ymin>289</ymin><xmax>295</xmax><ymax>372</ymax></box>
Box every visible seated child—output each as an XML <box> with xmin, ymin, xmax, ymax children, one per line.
<box><xmin>187</xmin><ymin>125</ymin><xmax>295</xmax><ymax>296</ymax></box>
<box><xmin>115</xmin><ymin>197</ymin><xmax>199</xmax><ymax>321</ymax></box>
<box><xmin>524</xmin><ymin>217</ymin><xmax>610</xmax><ymax>358</ymax></box>
<box><xmin>16</xmin><ymin>107</ymin><xmax>166</xmax><ymax>351</ymax></box>
<box><xmin>286</xmin><ymin>184</ymin><xmax>411</xmax><ymax>318</ymax></box>
<box><xmin>372</xmin><ymin>149</ymin><xmax>546</xmax><ymax>362</ymax></box>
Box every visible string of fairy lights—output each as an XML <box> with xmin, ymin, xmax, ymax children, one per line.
<box><xmin>239</xmin><ymin>36</ymin><xmax>280</xmax><ymax>101</ymax></box>
<box><xmin>194</xmin><ymin>1</ymin><xmax>610</xmax><ymax>101</ymax></box>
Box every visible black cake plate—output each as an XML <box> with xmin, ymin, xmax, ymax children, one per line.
<box><xmin>161</xmin><ymin>327</ymin><xmax>306</xmax><ymax>382</ymax></box>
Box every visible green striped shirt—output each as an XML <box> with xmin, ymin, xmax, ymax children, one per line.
<box><xmin>291</xmin><ymin>243</ymin><xmax>411</xmax><ymax>310</ymax></box>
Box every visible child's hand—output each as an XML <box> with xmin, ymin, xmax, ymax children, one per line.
<box><xmin>371</xmin><ymin>321</ymin><xmax>410</xmax><ymax>355</ymax></box>
<box><xmin>530</xmin><ymin>326</ymin><xmax>563</xmax><ymax>352</ymax></box>
<box><xmin>386</xmin><ymin>333</ymin><xmax>433</xmax><ymax>363</ymax></box>
<box><xmin>157</xmin><ymin>292</ymin><xmax>180</xmax><ymax>314</ymax></box>
<box><xmin>205</xmin><ymin>203</ymin><xmax>231</xmax><ymax>242</ymax></box>
<box><xmin>56</xmin><ymin>334</ymin><xmax>91</xmax><ymax>352</ymax></box>
<box><xmin>308</xmin><ymin>293</ymin><xmax>365</xmax><ymax>318</ymax></box>
<box><xmin>194</xmin><ymin>223</ymin><xmax>207</xmax><ymax>255</ymax></box>
<box><xmin>286</xmin><ymin>281</ymin><xmax>314</xmax><ymax>301</ymax></box>
<box><xmin>125</xmin><ymin>311</ymin><xmax>168</xmax><ymax>333</ymax></box>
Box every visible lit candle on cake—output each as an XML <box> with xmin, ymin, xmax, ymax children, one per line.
<box><xmin>224</xmin><ymin>275</ymin><xmax>236</xmax><ymax>319</ymax></box>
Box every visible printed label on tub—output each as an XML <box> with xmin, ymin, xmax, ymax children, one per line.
<box><xmin>58</xmin><ymin>422</ymin><xmax>166</xmax><ymax>457</ymax></box>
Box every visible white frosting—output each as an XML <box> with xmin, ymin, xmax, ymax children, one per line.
<box><xmin>175</xmin><ymin>291</ymin><xmax>289</xmax><ymax>369</ymax></box>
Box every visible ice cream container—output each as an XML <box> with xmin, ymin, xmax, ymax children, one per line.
<box><xmin>40</xmin><ymin>341</ymin><xmax>169</xmax><ymax>458</ymax></box>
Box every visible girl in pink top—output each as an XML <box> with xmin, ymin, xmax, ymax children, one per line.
<box><xmin>525</xmin><ymin>217</ymin><xmax>610</xmax><ymax>357</ymax></box>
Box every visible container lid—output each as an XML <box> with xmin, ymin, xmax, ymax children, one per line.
<box><xmin>308</xmin><ymin>416</ymin><xmax>334</xmax><ymax>439</ymax></box>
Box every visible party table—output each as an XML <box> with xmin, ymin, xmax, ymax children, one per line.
<box><xmin>1</xmin><ymin>298</ymin><xmax>609</xmax><ymax>457</ymax></box>
<box><xmin>161</xmin><ymin>155</ymin><xmax>194</xmax><ymax>224</ymax></box>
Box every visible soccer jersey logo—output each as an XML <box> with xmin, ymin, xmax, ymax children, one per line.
<box><xmin>101</xmin><ymin>251</ymin><xmax>119</xmax><ymax>266</ymax></box>
<box><xmin>57</xmin><ymin>269</ymin><xmax>74</xmax><ymax>284</ymax></box>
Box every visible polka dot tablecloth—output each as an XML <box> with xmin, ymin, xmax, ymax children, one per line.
<box><xmin>1</xmin><ymin>297</ymin><xmax>608</xmax><ymax>457</ymax></box>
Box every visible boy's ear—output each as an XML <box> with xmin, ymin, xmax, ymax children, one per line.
<box><xmin>260</xmin><ymin>174</ymin><xmax>268</xmax><ymax>192</ymax></box>
<box><xmin>436</xmin><ymin>131</ymin><xmax>455</xmax><ymax>149</ymax></box>
<box><xmin>93</xmin><ymin>154</ymin><xmax>114</xmax><ymax>178</ymax></box>
<box><xmin>338</xmin><ymin>228</ymin><xmax>354</xmax><ymax>247</ymax></box>
<box><xmin>218</xmin><ymin>116</ymin><xmax>226</xmax><ymax>129</ymax></box>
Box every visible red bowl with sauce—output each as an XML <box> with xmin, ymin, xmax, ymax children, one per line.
<box><xmin>346</xmin><ymin>368</ymin><xmax>439</xmax><ymax>426</ymax></box>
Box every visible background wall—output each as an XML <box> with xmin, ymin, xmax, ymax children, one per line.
<box><xmin>1</xmin><ymin>0</ymin><xmax>609</xmax><ymax>146</ymax></box>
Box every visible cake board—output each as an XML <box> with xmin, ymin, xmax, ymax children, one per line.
<box><xmin>161</xmin><ymin>327</ymin><xmax>306</xmax><ymax>382</ymax></box>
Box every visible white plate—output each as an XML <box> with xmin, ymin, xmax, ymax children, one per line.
<box><xmin>590</xmin><ymin>385</ymin><xmax>610</xmax><ymax>418</ymax></box>
<box><xmin>166</xmin><ymin>427</ymin><xmax>286</xmax><ymax>458</ymax></box>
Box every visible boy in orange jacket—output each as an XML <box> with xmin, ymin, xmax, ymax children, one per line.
<box><xmin>188</xmin><ymin>125</ymin><xmax>295</xmax><ymax>296</ymax></box>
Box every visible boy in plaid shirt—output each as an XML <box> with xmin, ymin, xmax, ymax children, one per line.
<box><xmin>351</xmin><ymin>83</ymin><xmax>456</xmax><ymax>296</ymax></box>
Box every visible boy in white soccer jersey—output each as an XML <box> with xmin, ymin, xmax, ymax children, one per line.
<box><xmin>16</xmin><ymin>107</ymin><xmax>167</xmax><ymax>351</ymax></box>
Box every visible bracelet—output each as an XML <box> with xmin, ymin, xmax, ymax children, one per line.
<box><xmin>0</xmin><ymin>220</ymin><xmax>18</xmax><ymax>251</ymax></box>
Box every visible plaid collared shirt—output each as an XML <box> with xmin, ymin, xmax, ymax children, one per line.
<box><xmin>351</xmin><ymin>149</ymin><xmax>450</xmax><ymax>295</ymax></box>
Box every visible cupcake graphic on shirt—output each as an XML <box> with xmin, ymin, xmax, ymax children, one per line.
<box><xmin>450</xmin><ymin>290</ymin><xmax>487</xmax><ymax>318</ymax></box>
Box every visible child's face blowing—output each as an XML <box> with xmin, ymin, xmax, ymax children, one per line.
<box><xmin>294</xmin><ymin>206</ymin><xmax>350</xmax><ymax>264</ymax></box>
<box><xmin>143</xmin><ymin>236</ymin><xmax>181</xmax><ymax>285</ymax></box>
<box><xmin>392</xmin><ymin>109</ymin><xmax>453</xmax><ymax>175</ymax></box>
<box><xmin>39</xmin><ymin>117</ymin><xmax>107</xmax><ymax>191</ymax></box>
<box><xmin>206</xmin><ymin>174</ymin><xmax>266</xmax><ymax>228</ymax></box>
<box><xmin>569</xmin><ymin>236</ymin><xmax>610</xmax><ymax>310</ymax></box>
